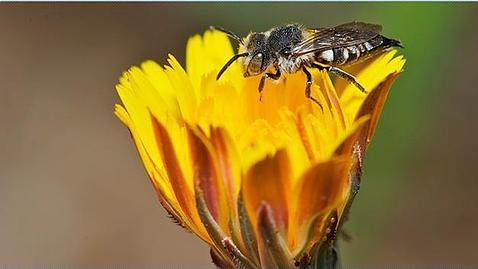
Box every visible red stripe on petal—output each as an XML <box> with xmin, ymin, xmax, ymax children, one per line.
<box><xmin>150</xmin><ymin>114</ymin><xmax>211</xmax><ymax>242</ymax></box>
<box><xmin>187</xmin><ymin>125</ymin><xmax>229</xmax><ymax>231</ymax></box>
<box><xmin>210</xmin><ymin>126</ymin><xmax>240</xmax><ymax>203</ymax></box>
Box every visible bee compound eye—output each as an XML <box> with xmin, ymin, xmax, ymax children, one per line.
<box><xmin>248</xmin><ymin>52</ymin><xmax>264</xmax><ymax>74</ymax></box>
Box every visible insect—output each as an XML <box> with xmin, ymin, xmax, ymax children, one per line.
<box><xmin>213</xmin><ymin>22</ymin><xmax>402</xmax><ymax>108</ymax></box>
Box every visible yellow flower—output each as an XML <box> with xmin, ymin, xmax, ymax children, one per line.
<box><xmin>114</xmin><ymin>30</ymin><xmax>405</xmax><ymax>268</ymax></box>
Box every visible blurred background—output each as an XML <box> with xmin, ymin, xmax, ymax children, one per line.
<box><xmin>1</xmin><ymin>3</ymin><xmax>477</xmax><ymax>267</ymax></box>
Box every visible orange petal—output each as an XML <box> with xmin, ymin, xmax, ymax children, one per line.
<box><xmin>209</xmin><ymin>126</ymin><xmax>241</xmax><ymax>204</ymax></box>
<box><xmin>355</xmin><ymin>72</ymin><xmax>401</xmax><ymax>151</ymax></box>
<box><xmin>289</xmin><ymin>157</ymin><xmax>351</xmax><ymax>253</ymax></box>
<box><xmin>334</xmin><ymin>116</ymin><xmax>369</xmax><ymax>158</ymax></box>
<box><xmin>242</xmin><ymin>149</ymin><xmax>291</xmax><ymax>233</ymax></box>
<box><xmin>187</xmin><ymin>124</ymin><xmax>230</xmax><ymax>232</ymax></box>
<box><xmin>209</xmin><ymin>126</ymin><xmax>250</xmax><ymax>255</ymax></box>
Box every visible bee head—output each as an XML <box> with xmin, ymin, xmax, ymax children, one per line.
<box><xmin>241</xmin><ymin>33</ymin><xmax>271</xmax><ymax>77</ymax></box>
<box><xmin>215</xmin><ymin>29</ymin><xmax>271</xmax><ymax>81</ymax></box>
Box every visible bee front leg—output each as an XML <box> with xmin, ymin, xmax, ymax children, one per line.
<box><xmin>258</xmin><ymin>69</ymin><xmax>281</xmax><ymax>101</ymax></box>
<box><xmin>302</xmin><ymin>66</ymin><xmax>323</xmax><ymax>110</ymax></box>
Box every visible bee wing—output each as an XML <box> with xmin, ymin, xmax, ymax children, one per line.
<box><xmin>291</xmin><ymin>22</ymin><xmax>383</xmax><ymax>56</ymax></box>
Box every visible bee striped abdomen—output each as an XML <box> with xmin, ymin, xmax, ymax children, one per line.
<box><xmin>315</xmin><ymin>35</ymin><xmax>400</xmax><ymax>66</ymax></box>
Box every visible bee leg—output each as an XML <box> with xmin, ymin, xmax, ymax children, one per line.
<box><xmin>258</xmin><ymin>76</ymin><xmax>266</xmax><ymax>101</ymax></box>
<box><xmin>258</xmin><ymin>69</ymin><xmax>281</xmax><ymax>101</ymax></box>
<box><xmin>311</xmin><ymin>63</ymin><xmax>367</xmax><ymax>94</ymax></box>
<box><xmin>302</xmin><ymin>66</ymin><xmax>323</xmax><ymax>110</ymax></box>
<box><xmin>327</xmin><ymin>66</ymin><xmax>368</xmax><ymax>94</ymax></box>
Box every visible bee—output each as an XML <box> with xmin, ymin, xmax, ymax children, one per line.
<box><xmin>213</xmin><ymin>22</ymin><xmax>402</xmax><ymax>107</ymax></box>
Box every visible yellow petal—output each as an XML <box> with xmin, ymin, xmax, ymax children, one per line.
<box><xmin>150</xmin><ymin>115</ymin><xmax>211</xmax><ymax>242</ymax></box>
<box><xmin>187</xmin><ymin>30</ymin><xmax>243</xmax><ymax>92</ymax></box>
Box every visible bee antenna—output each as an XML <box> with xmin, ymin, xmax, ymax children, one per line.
<box><xmin>210</xmin><ymin>26</ymin><xmax>244</xmax><ymax>45</ymax></box>
<box><xmin>216</xmin><ymin>52</ymin><xmax>249</xmax><ymax>80</ymax></box>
